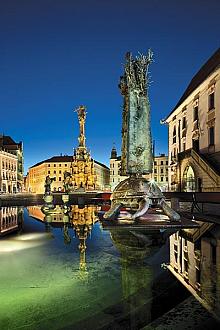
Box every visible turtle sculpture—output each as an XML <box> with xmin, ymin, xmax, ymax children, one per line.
<box><xmin>104</xmin><ymin>50</ymin><xmax>180</xmax><ymax>223</ymax></box>
<box><xmin>103</xmin><ymin>175</ymin><xmax>180</xmax><ymax>222</ymax></box>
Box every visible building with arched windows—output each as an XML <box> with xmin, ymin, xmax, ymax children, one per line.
<box><xmin>165</xmin><ymin>48</ymin><xmax>220</xmax><ymax>191</ymax></box>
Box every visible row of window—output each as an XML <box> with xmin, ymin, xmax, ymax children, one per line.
<box><xmin>154</xmin><ymin>168</ymin><xmax>168</xmax><ymax>174</ymax></box>
<box><xmin>154</xmin><ymin>177</ymin><xmax>168</xmax><ymax>182</ymax></box>
<box><xmin>2</xmin><ymin>173</ymin><xmax>16</xmax><ymax>180</ymax></box>
<box><xmin>154</xmin><ymin>160</ymin><xmax>168</xmax><ymax>165</ymax></box>
<box><xmin>172</xmin><ymin>92</ymin><xmax>216</xmax><ymax>144</ymax></box>
<box><xmin>48</xmin><ymin>170</ymin><xmax>63</xmax><ymax>175</ymax></box>
<box><xmin>1</xmin><ymin>162</ymin><xmax>16</xmax><ymax>171</ymax></box>
<box><xmin>48</xmin><ymin>163</ymin><xmax>68</xmax><ymax>167</ymax></box>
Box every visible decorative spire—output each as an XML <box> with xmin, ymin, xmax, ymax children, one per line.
<box><xmin>111</xmin><ymin>143</ymin><xmax>117</xmax><ymax>159</ymax></box>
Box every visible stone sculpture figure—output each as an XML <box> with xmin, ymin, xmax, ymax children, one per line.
<box><xmin>44</xmin><ymin>175</ymin><xmax>55</xmax><ymax>195</ymax></box>
<box><xmin>63</xmin><ymin>171</ymin><xmax>73</xmax><ymax>193</ymax></box>
<box><xmin>104</xmin><ymin>50</ymin><xmax>180</xmax><ymax>222</ymax></box>
<box><xmin>75</xmin><ymin>105</ymin><xmax>86</xmax><ymax>148</ymax></box>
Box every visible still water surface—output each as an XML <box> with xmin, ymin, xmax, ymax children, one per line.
<box><xmin>0</xmin><ymin>205</ymin><xmax>219</xmax><ymax>329</ymax></box>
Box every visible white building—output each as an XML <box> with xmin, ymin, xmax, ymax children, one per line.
<box><xmin>110</xmin><ymin>147</ymin><xmax>168</xmax><ymax>191</ymax></box>
<box><xmin>165</xmin><ymin>48</ymin><xmax>220</xmax><ymax>191</ymax></box>
<box><xmin>0</xmin><ymin>150</ymin><xmax>17</xmax><ymax>193</ymax></box>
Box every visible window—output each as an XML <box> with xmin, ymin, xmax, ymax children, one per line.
<box><xmin>48</xmin><ymin>164</ymin><xmax>50</xmax><ymax>167</ymax></box>
<box><xmin>59</xmin><ymin>177</ymin><xmax>62</xmax><ymax>181</ymax></box>
<box><xmin>209</xmin><ymin>92</ymin><xmax>215</xmax><ymax>110</ymax></box>
<box><xmin>161</xmin><ymin>168</ymin><xmax>164</xmax><ymax>174</ymax></box>
<box><xmin>166</xmin><ymin>161</ymin><xmax>168</xmax><ymax>165</ymax></box>
<box><xmin>54</xmin><ymin>170</ymin><xmax>56</xmax><ymax>174</ymax></box>
<box><xmin>154</xmin><ymin>168</ymin><xmax>157</xmax><ymax>173</ymax></box>
<box><xmin>54</xmin><ymin>164</ymin><xmax>56</xmax><ymax>167</ymax></box>
<box><xmin>154</xmin><ymin>161</ymin><xmax>157</xmax><ymax>165</ymax></box>
<box><xmin>161</xmin><ymin>161</ymin><xmax>163</xmax><ymax>165</ymax></box>
<box><xmin>154</xmin><ymin>177</ymin><xmax>157</xmax><ymax>182</ymax></box>
<box><xmin>59</xmin><ymin>164</ymin><xmax>61</xmax><ymax>167</ymax></box>
<box><xmin>59</xmin><ymin>170</ymin><xmax>61</xmax><ymax>174</ymax></box>
<box><xmin>166</xmin><ymin>177</ymin><xmax>168</xmax><ymax>181</ymax></box>
<box><xmin>65</xmin><ymin>164</ymin><xmax>67</xmax><ymax>167</ymax></box>
<box><xmin>161</xmin><ymin>177</ymin><xmax>164</xmax><ymax>182</ymax></box>
<box><xmin>194</xmin><ymin>106</ymin><xmax>198</xmax><ymax>121</ymax></box>
<box><xmin>182</xmin><ymin>116</ymin><xmax>186</xmax><ymax>129</ymax></box>
<box><xmin>48</xmin><ymin>171</ymin><xmax>50</xmax><ymax>174</ymax></box>
<box><xmin>173</xmin><ymin>126</ymin><xmax>176</xmax><ymax>144</ymax></box>
<box><xmin>209</xmin><ymin>126</ymin><xmax>215</xmax><ymax>146</ymax></box>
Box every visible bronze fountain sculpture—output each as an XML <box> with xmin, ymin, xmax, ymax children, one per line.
<box><xmin>104</xmin><ymin>50</ymin><xmax>180</xmax><ymax>222</ymax></box>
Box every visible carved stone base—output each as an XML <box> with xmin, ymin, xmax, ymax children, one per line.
<box><xmin>104</xmin><ymin>175</ymin><xmax>180</xmax><ymax>222</ymax></box>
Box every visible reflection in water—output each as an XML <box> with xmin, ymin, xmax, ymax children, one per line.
<box><xmin>169</xmin><ymin>221</ymin><xmax>220</xmax><ymax>321</ymax></box>
<box><xmin>71</xmin><ymin>205</ymin><xmax>98</xmax><ymax>275</ymax></box>
<box><xmin>0</xmin><ymin>206</ymin><xmax>23</xmax><ymax>236</ymax></box>
<box><xmin>1</xmin><ymin>204</ymin><xmax>219</xmax><ymax>328</ymax></box>
<box><xmin>28</xmin><ymin>204</ymin><xmax>98</xmax><ymax>276</ymax></box>
<box><xmin>110</xmin><ymin>229</ymin><xmax>166</xmax><ymax>328</ymax></box>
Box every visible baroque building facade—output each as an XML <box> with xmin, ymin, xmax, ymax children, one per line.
<box><xmin>0</xmin><ymin>135</ymin><xmax>24</xmax><ymax>192</ymax></box>
<box><xmin>165</xmin><ymin>48</ymin><xmax>220</xmax><ymax>191</ymax></box>
<box><xmin>110</xmin><ymin>147</ymin><xmax>168</xmax><ymax>191</ymax></box>
<box><xmin>26</xmin><ymin>155</ymin><xmax>109</xmax><ymax>193</ymax></box>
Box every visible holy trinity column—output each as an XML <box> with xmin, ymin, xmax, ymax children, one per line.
<box><xmin>71</xmin><ymin>106</ymin><xmax>97</xmax><ymax>191</ymax></box>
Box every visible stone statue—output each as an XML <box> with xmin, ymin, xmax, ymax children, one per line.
<box><xmin>75</xmin><ymin>105</ymin><xmax>86</xmax><ymax>148</ymax></box>
<box><xmin>63</xmin><ymin>171</ymin><xmax>73</xmax><ymax>193</ymax></box>
<box><xmin>44</xmin><ymin>175</ymin><xmax>55</xmax><ymax>195</ymax></box>
<box><xmin>119</xmin><ymin>50</ymin><xmax>153</xmax><ymax>175</ymax></box>
<box><xmin>104</xmin><ymin>50</ymin><xmax>180</xmax><ymax>222</ymax></box>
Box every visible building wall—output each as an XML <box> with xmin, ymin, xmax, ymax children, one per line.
<box><xmin>110</xmin><ymin>154</ymin><xmax>168</xmax><ymax>191</ymax></box>
<box><xmin>166</xmin><ymin>65</ymin><xmax>220</xmax><ymax>191</ymax></box>
<box><xmin>94</xmin><ymin>162</ymin><xmax>110</xmax><ymax>191</ymax></box>
<box><xmin>0</xmin><ymin>150</ymin><xmax>17</xmax><ymax>193</ymax></box>
<box><xmin>26</xmin><ymin>159</ymin><xmax>109</xmax><ymax>193</ymax></box>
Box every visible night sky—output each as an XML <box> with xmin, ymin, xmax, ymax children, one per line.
<box><xmin>0</xmin><ymin>0</ymin><xmax>219</xmax><ymax>173</ymax></box>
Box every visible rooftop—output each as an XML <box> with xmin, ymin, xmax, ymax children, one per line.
<box><xmin>166</xmin><ymin>48</ymin><xmax>220</xmax><ymax>120</ymax></box>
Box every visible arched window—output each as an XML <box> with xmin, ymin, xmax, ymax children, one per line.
<box><xmin>182</xmin><ymin>166</ymin><xmax>196</xmax><ymax>192</ymax></box>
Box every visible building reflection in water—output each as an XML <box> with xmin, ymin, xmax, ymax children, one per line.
<box><xmin>169</xmin><ymin>220</ymin><xmax>220</xmax><ymax>321</ymax></box>
<box><xmin>28</xmin><ymin>204</ymin><xmax>98</xmax><ymax>276</ymax></box>
<box><xmin>0</xmin><ymin>206</ymin><xmax>23</xmax><ymax>236</ymax></box>
<box><xmin>110</xmin><ymin>229</ymin><xmax>167</xmax><ymax>328</ymax></box>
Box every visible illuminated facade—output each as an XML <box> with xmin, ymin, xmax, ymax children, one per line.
<box><xmin>0</xmin><ymin>150</ymin><xmax>17</xmax><ymax>193</ymax></box>
<box><xmin>0</xmin><ymin>135</ymin><xmax>24</xmax><ymax>192</ymax></box>
<box><xmin>165</xmin><ymin>48</ymin><xmax>220</xmax><ymax>191</ymax></box>
<box><xmin>26</xmin><ymin>155</ymin><xmax>109</xmax><ymax>193</ymax></box>
<box><xmin>110</xmin><ymin>147</ymin><xmax>168</xmax><ymax>191</ymax></box>
<box><xmin>169</xmin><ymin>222</ymin><xmax>220</xmax><ymax>318</ymax></box>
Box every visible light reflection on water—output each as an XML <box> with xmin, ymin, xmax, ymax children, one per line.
<box><xmin>0</xmin><ymin>205</ymin><xmax>219</xmax><ymax>329</ymax></box>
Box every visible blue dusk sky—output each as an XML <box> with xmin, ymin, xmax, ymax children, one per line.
<box><xmin>0</xmin><ymin>0</ymin><xmax>219</xmax><ymax>173</ymax></box>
